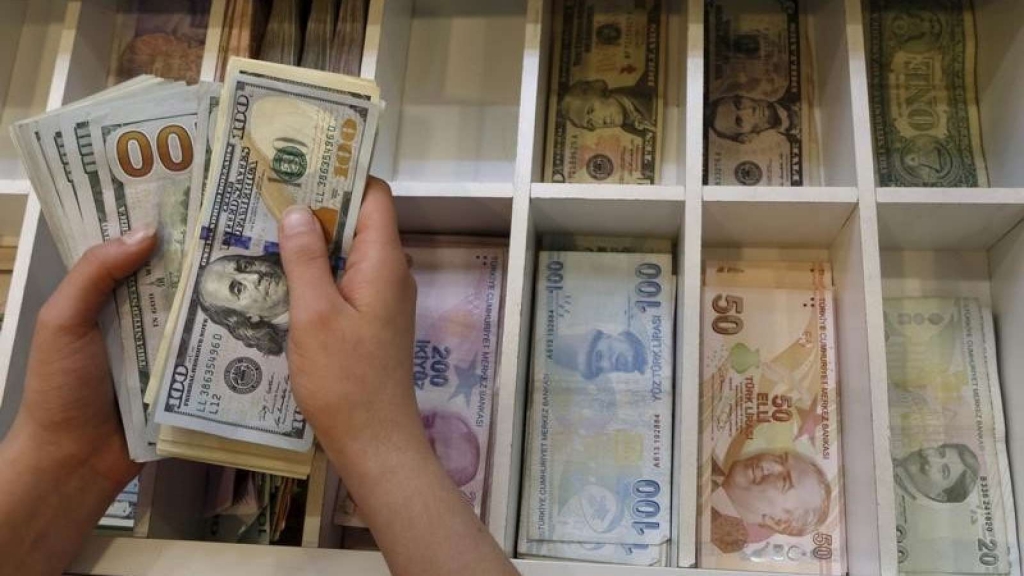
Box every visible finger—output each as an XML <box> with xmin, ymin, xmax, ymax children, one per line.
<box><xmin>348</xmin><ymin>177</ymin><xmax>404</xmax><ymax>267</ymax></box>
<box><xmin>340</xmin><ymin>179</ymin><xmax>412</xmax><ymax>308</ymax></box>
<box><xmin>44</xmin><ymin>228</ymin><xmax>157</xmax><ymax>329</ymax></box>
<box><xmin>279</xmin><ymin>205</ymin><xmax>346</xmax><ymax>313</ymax></box>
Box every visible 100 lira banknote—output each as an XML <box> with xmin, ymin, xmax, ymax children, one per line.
<box><xmin>699</xmin><ymin>262</ymin><xmax>844</xmax><ymax>574</ymax></box>
<box><xmin>520</xmin><ymin>250</ymin><xmax>675</xmax><ymax>564</ymax></box>
<box><xmin>704</xmin><ymin>0</ymin><xmax>818</xmax><ymax>186</ymax></box>
<box><xmin>544</xmin><ymin>0</ymin><xmax>665</xmax><ymax>184</ymax></box>
<box><xmin>885</xmin><ymin>298</ymin><xmax>1017</xmax><ymax>574</ymax></box>
<box><xmin>153</xmin><ymin>58</ymin><xmax>381</xmax><ymax>451</ymax></box>
<box><xmin>867</xmin><ymin>0</ymin><xmax>989</xmax><ymax>186</ymax></box>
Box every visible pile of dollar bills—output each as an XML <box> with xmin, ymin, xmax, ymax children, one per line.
<box><xmin>11</xmin><ymin>57</ymin><xmax>381</xmax><ymax>478</ymax></box>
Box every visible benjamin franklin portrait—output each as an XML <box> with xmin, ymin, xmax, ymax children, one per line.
<box><xmin>197</xmin><ymin>253</ymin><xmax>289</xmax><ymax>356</ymax></box>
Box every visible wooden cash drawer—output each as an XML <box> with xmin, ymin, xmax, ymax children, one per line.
<box><xmin>0</xmin><ymin>0</ymin><xmax>1022</xmax><ymax>574</ymax></box>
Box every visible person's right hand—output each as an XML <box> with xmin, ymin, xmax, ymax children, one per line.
<box><xmin>277</xmin><ymin>178</ymin><xmax>421</xmax><ymax>468</ymax></box>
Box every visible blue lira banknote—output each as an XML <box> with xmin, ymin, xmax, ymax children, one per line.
<box><xmin>520</xmin><ymin>250</ymin><xmax>675</xmax><ymax>563</ymax></box>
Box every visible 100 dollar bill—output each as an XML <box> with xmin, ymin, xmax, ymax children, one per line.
<box><xmin>544</xmin><ymin>0</ymin><xmax>665</xmax><ymax>184</ymax></box>
<box><xmin>885</xmin><ymin>298</ymin><xmax>1015</xmax><ymax>574</ymax></box>
<box><xmin>699</xmin><ymin>262</ymin><xmax>844</xmax><ymax>574</ymax></box>
<box><xmin>521</xmin><ymin>251</ymin><xmax>675</xmax><ymax>561</ymax></box>
<box><xmin>153</xmin><ymin>58</ymin><xmax>380</xmax><ymax>451</ymax></box>
<box><xmin>867</xmin><ymin>0</ymin><xmax>988</xmax><ymax>187</ymax></box>
<box><xmin>704</xmin><ymin>0</ymin><xmax>818</xmax><ymax>186</ymax></box>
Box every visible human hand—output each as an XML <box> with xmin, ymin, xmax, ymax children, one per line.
<box><xmin>278</xmin><ymin>178</ymin><xmax>421</xmax><ymax>469</ymax></box>
<box><xmin>6</xmin><ymin>229</ymin><xmax>156</xmax><ymax>492</ymax></box>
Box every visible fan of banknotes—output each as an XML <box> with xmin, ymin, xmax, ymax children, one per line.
<box><xmin>10</xmin><ymin>57</ymin><xmax>381</xmax><ymax>478</ymax></box>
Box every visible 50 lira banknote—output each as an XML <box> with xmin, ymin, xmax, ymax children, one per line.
<box><xmin>699</xmin><ymin>261</ymin><xmax>844</xmax><ymax>574</ymax></box>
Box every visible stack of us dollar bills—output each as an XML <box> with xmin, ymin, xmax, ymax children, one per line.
<box><xmin>518</xmin><ymin>236</ymin><xmax>676</xmax><ymax>566</ymax></box>
<box><xmin>11</xmin><ymin>57</ymin><xmax>381</xmax><ymax>478</ymax></box>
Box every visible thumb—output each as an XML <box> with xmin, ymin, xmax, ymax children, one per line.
<box><xmin>278</xmin><ymin>205</ymin><xmax>340</xmax><ymax>311</ymax></box>
<box><xmin>43</xmin><ymin>228</ymin><xmax>158</xmax><ymax>330</ymax></box>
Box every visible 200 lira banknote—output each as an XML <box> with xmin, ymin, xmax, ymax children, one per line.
<box><xmin>699</xmin><ymin>261</ymin><xmax>844</xmax><ymax>574</ymax></box>
<box><xmin>153</xmin><ymin>58</ymin><xmax>381</xmax><ymax>451</ymax></box>
<box><xmin>335</xmin><ymin>237</ymin><xmax>507</xmax><ymax>526</ymax></box>
<box><xmin>704</xmin><ymin>0</ymin><xmax>819</xmax><ymax>186</ymax></box>
<box><xmin>867</xmin><ymin>0</ymin><xmax>989</xmax><ymax>187</ymax></box>
<box><xmin>885</xmin><ymin>298</ymin><xmax>1017</xmax><ymax>574</ymax></box>
<box><xmin>544</xmin><ymin>0</ymin><xmax>665</xmax><ymax>184</ymax></box>
<box><xmin>520</xmin><ymin>250</ymin><xmax>675</xmax><ymax>564</ymax></box>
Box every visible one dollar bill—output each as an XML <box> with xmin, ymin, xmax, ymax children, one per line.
<box><xmin>520</xmin><ymin>251</ymin><xmax>675</xmax><ymax>562</ymax></box>
<box><xmin>699</xmin><ymin>262</ymin><xmax>844</xmax><ymax>574</ymax></box>
<box><xmin>867</xmin><ymin>0</ymin><xmax>989</xmax><ymax>187</ymax></box>
<box><xmin>153</xmin><ymin>58</ymin><xmax>380</xmax><ymax>451</ymax></box>
<box><xmin>544</xmin><ymin>0</ymin><xmax>665</xmax><ymax>184</ymax></box>
<box><xmin>885</xmin><ymin>298</ymin><xmax>1016</xmax><ymax>574</ymax></box>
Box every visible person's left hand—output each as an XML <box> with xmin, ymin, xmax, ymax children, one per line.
<box><xmin>5</xmin><ymin>228</ymin><xmax>157</xmax><ymax>490</ymax></box>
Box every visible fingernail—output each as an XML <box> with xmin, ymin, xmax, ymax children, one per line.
<box><xmin>123</xmin><ymin>226</ymin><xmax>156</xmax><ymax>245</ymax></box>
<box><xmin>282</xmin><ymin>205</ymin><xmax>316</xmax><ymax>235</ymax></box>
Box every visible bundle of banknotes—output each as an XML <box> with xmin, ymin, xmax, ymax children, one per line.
<box><xmin>698</xmin><ymin>261</ymin><xmax>845</xmax><ymax>574</ymax></box>
<box><xmin>107</xmin><ymin>0</ymin><xmax>212</xmax><ymax>86</ymax></box>
<box><xmin>333</xmin><ymin>235</ymin><xmax>508</xmax><ymax>538</ymax></box>
<box><xmin>203</xmin><ymin>465</ymin><xmax>306</xmax><ymax>544</ymax></box>
<box><xmin>11</xmin><ymin>57</ymin><xmax>381</xmax><ymax>478</ymax></box>
<box><xmin>885</xmin><ymin>298</ymin><xmax>1019</xmax><ymax>574</ymax></box>
<box><xmin>518</xmin><ymin>237</ymin><xmax>676</xmax><ymax>566</ymax></box>
<box><xmin>544</xmin><ymin>0</ymin><xmax>666</xmax><ymax>184</ymax></box>
<box><xmin>99</xmin><ymin>476</ymin><xmax>141</xmax><ymax>531</ymax></box>
<box><xmin>0</xmin><ymin>246</ymin><xmax>13</xmax><ymax>326</ymax></box>
<box><xmin>703</xmin><ymin>0</ymin><xmax>820</xmax><ymax>186</ymax></box>
<box><xmin>867</xmin><ymin>0</ymin><xmax>988</xmax><ymax>187</ymax></box>
<box><xmin>217</xmin><ymin>0</ymin><xmax>367</xmax><ymax>79</ymax></box>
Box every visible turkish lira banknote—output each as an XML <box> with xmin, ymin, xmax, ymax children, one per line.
<box><xmin>699</xmin><ymin>261</ymin><xmax>844</xmax><ymax>574</ymax></box>
<box><xmin>544</xmin><ymin>0</ymin><xmax>665</xmax><ymax>184</ymax></box>
<box><xmin>885</xmin><ymin>298</ymin><xmax>1017</xmax><ymax>574</ymax></box>
<box><xmin>541</xmin><ymin>235</ymin><xmax>673</xmax><ymax>255</ymax></box>
<box><xmin>153</xmin><ymin>58</ymin><xmax>380</xmax><ymax>451</ymax></box>
<box><xmin>519</xmin><ymin>250</ymin><xmax>675</xmax><ymax>565</ymax></box>
<box><xmin>867</xmin><ymin>0</ymin><xmax>989</xmax><ymax>187</ymax></box>
<box><xmin>335</xmin><ymin>237</ymin><xmax>507</xmax><ymax>526</ymax></box>
<box><xmin>704</xmin><ymin>0</ymin><xmax>819</xmax><ymax>186</ymax></box>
